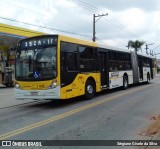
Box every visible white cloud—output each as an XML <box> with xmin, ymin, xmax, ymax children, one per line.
<box><xmin>152</xmin><ymin>12</ymin><xmax>160</xmax><ymax>31</ymax></box>
<box><xmin>120</xmin><ymin>8</ymin><xmax>146</xmax><ymax>31</ymax></box>
<box><xmin>0</xmin><ymin>0</ymin><xmax>160</xmax><ymax>58</ymax></box>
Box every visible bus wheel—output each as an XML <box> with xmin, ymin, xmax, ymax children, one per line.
<box><xmin>123</xmin><ymin>75</ymin><xmax>128</xmax><ymax>90</ymax></box>
<box><xmin>147</xmin><ymin>73</ymin><xmax>150</xmax><ymax>84</ymax></box>
<box><xmin>85</xmin><ymin>80</ymin><xmax>95</xmax><ymax>99</ymax></box>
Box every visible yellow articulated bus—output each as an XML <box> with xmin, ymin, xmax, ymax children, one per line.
<box><xmin>14</xmin><ymin>35</ymin><xmax>154</xmax><ymax>100</ymax></box>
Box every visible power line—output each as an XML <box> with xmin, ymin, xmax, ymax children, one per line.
<box><xmin>69</xmin><ymin>0</ymin><xmax>96</xmax><ymax>13</ymax></box>
<box><xmin>78</xmin><ymin>0</ymin><xmax>138</xmax><ymax>37</ymax></box>
<box><xmin>0</xmin><ymin>16</ymin><xmax>92</xmax><ymax>39</ymax></box>
<box><xmin>0</xmin><ymin>0</ymin><xmax>88</xmax><ymax>34</ymax></box>
<box><xmin>83</xmin><ymin>0</ymin><xmax>135</xmax><ymax>32</ymax></box>
<box><xmin>107</xmin><ymin>15</ymin><xmax>138</xmax><ymax>37</ymax></box>
<box><xmin>69</xmin><ymin>0</ymin><xmax>125</xmax><ymax>41</ymax></box>
<box><xmin>69</xmin><ymin>0</ymin><xmax>139</xmax><ymax>38</ymax></box>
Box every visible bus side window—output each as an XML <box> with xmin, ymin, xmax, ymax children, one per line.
<box><xmin>61</xmin><ymin>51</ymin><xmax>67</xmax><ymax>72</ymax></box>
<box><xmin>67</xmin><ymin>52</ymin><xmax>77</xmax><ymax>71</ymax></box>
<box><xmin>109</xmin><ymin>61</ymin><xmax>118</xmax><ymax>71</ymax></box>
<box><xmin>79</xmin><ymin>46</ymin><xmax>97</xmax><ymax>72</ymax></box>
<box><xmin>61</xmin><ymin>42</ymin><xmax>78</xmax><ymax>72</ymax></box>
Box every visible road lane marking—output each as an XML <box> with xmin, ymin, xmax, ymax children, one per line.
<box><xmin>0</xmin><ymin>83</ymin><xmax>159</xmax><ymax>140</ymax></box>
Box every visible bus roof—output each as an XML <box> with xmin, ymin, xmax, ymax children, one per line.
<box><xmin>98</xmin><ymin>43</ymin><xmax>131</xmax><ymax>53</ymax></box>
<box><xmin>58</xmin><ymin>34</ymin><xmax>131</xmax><ymax>53</ymax></box>
<box><xmin>58</xmin><ymin>34</ymin><xmax>97</xmax><ymax>47</ymax></box>
<box><xmin>137</xmin><ymin>52</ymin><xmax>155</xmax><ymax>59</ymax></box>
<box><xmin>59</xmin><ymin>35</ymin><xmax>156</xmax><ymax>57</ymax></box>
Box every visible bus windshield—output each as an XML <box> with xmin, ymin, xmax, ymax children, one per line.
<box><xmin>15</xmin><ymin>47</ymin><xmax>57</xmax><ymax>81</ymax></box>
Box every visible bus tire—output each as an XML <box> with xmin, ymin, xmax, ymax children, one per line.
<box><xmin>147</xmin><ymin>73</ymin><xmax>150</xmax><ymax>84</ymax></box>
<box><xmin>85</xmin><ymin>80</ymin><xmax>95</xmax><ymax>99</ymax></box>
<box><xmin>123</xmin><ymin>75</ymin><xmax>128</xmax><ymax>90</ymax></box>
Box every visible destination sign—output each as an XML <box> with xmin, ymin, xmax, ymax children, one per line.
<box><xmin>19</xmin><ymin>36</ymin><xmax>58</xmax><ymax>49</ymax></box>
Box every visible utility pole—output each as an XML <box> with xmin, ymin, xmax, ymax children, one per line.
<box><xmin>145</xmin><ymin>43</ymin><xmax>154</xmax><ymax>54</ymax></box>
<box><xmin>145</xmin><ymin>44</ymin><xmax>148</xmax><ymax>54</ymax></box>
<box><xmin>93</xmin><ymin>13</ymin><xmax>108</xmax><ymax>42</ymax></box>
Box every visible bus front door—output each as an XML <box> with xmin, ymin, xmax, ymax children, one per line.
<box><xmin>99</xmin><ymin>52</ymin><xmax>109</xmax><ymax>89</ymax></box>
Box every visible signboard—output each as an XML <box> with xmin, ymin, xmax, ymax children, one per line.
<box><xmin>19</xmin><ymin>36</ymin><xmax>58</xmax><ymax>49</ymax></box>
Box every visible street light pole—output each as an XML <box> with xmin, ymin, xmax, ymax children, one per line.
<box><xmin>93</xmin><ymin>13</ymin><xmax>108</xmax><ymax>42</ymax></box>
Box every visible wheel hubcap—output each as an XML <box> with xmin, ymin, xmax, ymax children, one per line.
<box><xmin>124</xmin><ymin>80</ymin><xmax>127</xmax><ymax>87</ymax></box>
<box><xmin>87</xmin><ymin>85</ymin><xmax>93</xmax><ymax>94</ymax></box>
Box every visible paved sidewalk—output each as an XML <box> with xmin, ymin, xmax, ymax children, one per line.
<box><xmin>0</xmin><ymin>87</ymin><xmax>42</xmax><ymax>109</ymax></box>
<box><xmin>0</xmin><ymin>84</ymin><xmax>5</xmax><ymax>88</ymax></box>
<box><xmin>156</xmin><ymin>73</ymin><xmax>160</xmax><ymax>78</ymax></box>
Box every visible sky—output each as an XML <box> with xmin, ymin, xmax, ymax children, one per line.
<box><xmin>0</xmin><ymin>0</ymin><xmax>160</xmax><ymax>58</ymax></box>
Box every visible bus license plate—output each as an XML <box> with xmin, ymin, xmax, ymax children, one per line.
<box><xmin>30</xmin><ymin>92</ymin><xmax>38</xmax><ymax>96</ymax></box>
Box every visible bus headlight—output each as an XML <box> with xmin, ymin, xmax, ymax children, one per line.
<box><xmin>53</xmin><ymin>82</ymin><xmax>57</xmax><ymax>86</ymax></box>
<box><xmin>15</xmin><ymin>82</ymin><xmax>21</xmax><ymax>89</ymax></box>
<box><xmin>48</xmin><ymin>80</ymin><xmax>57</xmax><ymax>89</ymax></box>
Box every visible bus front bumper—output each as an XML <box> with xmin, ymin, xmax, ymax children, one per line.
<box><xmin>14</xmin><ymin>87</ymin><xmax>60</xmax><ymax>100</ymax></box>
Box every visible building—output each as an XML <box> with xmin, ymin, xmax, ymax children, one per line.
<box><xmin>0</xmin><ymin>23</ymin><xmax>44</xmax><ymax>86</ymax></box>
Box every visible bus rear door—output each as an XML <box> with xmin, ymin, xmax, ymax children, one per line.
<box><xmin>99</xmin><ymin>51</ymin><xmax>109</xmax><ymax>89</ymax></box>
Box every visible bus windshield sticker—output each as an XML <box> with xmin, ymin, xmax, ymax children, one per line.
<box><xmin>34</xmin><ymin>70</ymin><xmax>40</xmax><ymax>78</ymax></box>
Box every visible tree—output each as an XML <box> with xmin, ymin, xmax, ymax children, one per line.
<box><xmin>127</xmin><ymin>40</ymin><xmax>145</xmax><ymax>52</ymax></box>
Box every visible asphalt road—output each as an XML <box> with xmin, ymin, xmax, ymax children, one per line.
<box><xmin>0</xmin><ymin>77</ymin><xmax>160</xmax><ymax>149</ymax></box>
